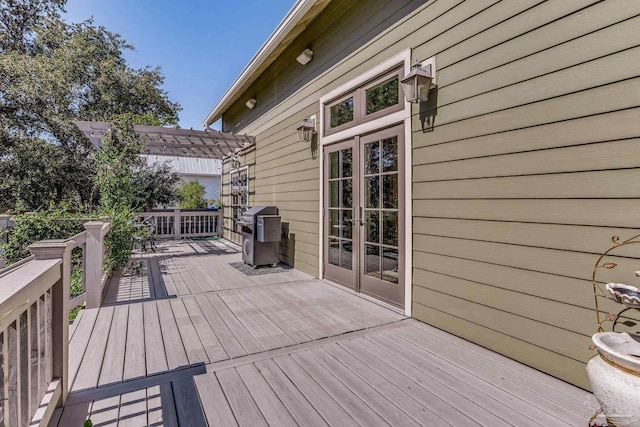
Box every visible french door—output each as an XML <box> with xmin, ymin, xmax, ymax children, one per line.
<box><xmin>323</xmin><ymin>124</ymin><xmax>404</xmax><ymax>307</ymax></box>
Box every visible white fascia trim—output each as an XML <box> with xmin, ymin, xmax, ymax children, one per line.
<box><xmin>318</xmin><ymin>49</ymin><xmax>413</xmax><ymax>317</ymax></box>
<box><xmin>203</xmin><ymin>0</ymin><xmax>317</xmax><ymax>127</ymax></box>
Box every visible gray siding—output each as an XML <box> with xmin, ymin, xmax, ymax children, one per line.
<box><xmin>220</xmin><ymin>0</ymin><xmax>640</xmax><ymax>389</ymax></box>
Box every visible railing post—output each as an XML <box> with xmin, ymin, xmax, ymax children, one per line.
<box><xmin>174</xmin><ymin>209</ymin><xmax>181</xmax><ymax>240</ymax></box>
<box><xmin>84</xmin><ymin>222</ymin><xmax>106</xmax><ymax>309</ymax></box>
<box><xmin>28</xmin><ymin>239</ymin><xmax>73</xmax><ymax>407</ymax></box>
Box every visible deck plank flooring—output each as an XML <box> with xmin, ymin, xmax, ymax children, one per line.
<box><xmin>58</xmin><ymin>240</ymin><xmax>596</xmax><ymax>426</ymax></box>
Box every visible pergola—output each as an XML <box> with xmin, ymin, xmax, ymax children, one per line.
<box><xmin>74</xmin><ymin>120</ymin><xmax>255</xmax><ymax>159</ymax></box>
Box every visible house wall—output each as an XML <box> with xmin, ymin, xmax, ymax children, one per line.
<box><xmin>221</xmin><ymin>0</ymin><xmax>640</xmax><ymax>389</ymax></box>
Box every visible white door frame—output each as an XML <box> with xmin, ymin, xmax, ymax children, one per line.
<box><xmin>318</xmin><ymin>49</ymin><xmax>413</xmax><ymax>316</ymax></box>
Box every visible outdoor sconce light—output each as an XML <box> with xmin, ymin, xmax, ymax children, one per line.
<box><xmin>296</xmin><ymin>48</ymin><xmax>313</xmax><ymax>65</ymax></box>
<box><xmin>245</xmin><ymin>98</ymin><xmax>257</xmax><ymax>109</ymax></box>
<box><xmin>297</xmin><ymin>117</ymin><xmax>316</xmax><ymax>142</ymax></box>
<box><xmin>230</xmin><ymin>154</ymin><xmax>240</xmax><ymax>169</ymax></box>
<box><xmin>401</xmin><ymin>58</ymin><xmax>436</xmax><ymax>103</ymax></box>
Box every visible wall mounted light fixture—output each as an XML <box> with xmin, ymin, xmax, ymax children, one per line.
<box><xmin>401</xmin><ymin>57</ymin><xmax>437</xmax><ymax>103</ymax></box>
<box><xmin>297</xmin><ymin>117</ymin><xmax>316</xmax><ymax>142</ymax></box>
<box><xmin>245</xmin><ymin>98</ymin><xmax>257</xmax><ymax>109</ymax></box>
<box><xmin>296</xmin><ymin>48</ymin><xmax>313</xmax><ymax>65</ymax></box>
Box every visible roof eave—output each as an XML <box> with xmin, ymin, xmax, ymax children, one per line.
<box><xmin>202</xmin><ymin>0</ymin><xmax>325</xmax><ymax>128</ymax></box>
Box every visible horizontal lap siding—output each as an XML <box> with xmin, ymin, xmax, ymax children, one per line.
<box><xmin>250</xmin><ymin>103</ymin><xmax>320</xmax><ymax>276</ymax></box>
<box><xmin>225</xmin><ymin>0</ymin><xmax>429</xmax><ymax>277</ymax></box>
<box><xmin>411</xmin><ymin>0</ymin><xmax>640</xmax><ymax>389</ymax></box>
<box><xmin>221</xmin><ymin>0</ymin><xmax>640</xmax><ymax>389</ymax></box>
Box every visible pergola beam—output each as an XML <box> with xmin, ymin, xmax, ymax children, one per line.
<box><xmin>74</xmin><ymin>120</ymin><xmax>254</xmax><ymax>159</ymax></box>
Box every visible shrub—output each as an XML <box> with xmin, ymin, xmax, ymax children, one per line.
<box><xmin>177</xmin><ymin>180</ymin><xmax>207</xmax><ymax>209</ymax></box>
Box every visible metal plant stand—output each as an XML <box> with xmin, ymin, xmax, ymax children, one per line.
<box><xmin>588</xmin><ymin>234</ymin><xmax>640</xmax><ymax>427</ymax></box>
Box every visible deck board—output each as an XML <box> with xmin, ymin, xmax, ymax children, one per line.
<box><xmin>98</xmin><ymin>305</ymin><xmax>128</xmax><ymax>387</ymax></box>
<box><xmin>170</xmin><ymin>298</ymin><xmax>209</xmax><ymax>366</ymax></box>
<box><xmin>142</xmin><ymin>301</ymin><xmax>168</xmax><ymax>376</ymax></box>
<box><xmin>156</xmin><ymin>299</ymin><xmax>189</xmax><ymax>371</ymax></box>
<box><xmin>194</xmin><ymin>295</ymin><xmax>246</xmax><ymax>359</ymax></box>
<box><xmin>193</xmin><ymin>372</ymin><xmax>238</xmax><ymax>426</ymax></box>
<box><xmin>216</xmin><ymin>368</ymin><xmax>269</xmax><ymax>427</ymax></box>
<box><xmin>272</xmin><ymin>354</ymin><xmax>357</xmax><ymax>427</ymax></box>
<box><xmin>391</xmin><ymin>325</ymin><xmax>587</xmax><ymax>423</ymax></box>
<box><xmin>73</xmin><ymin>306</ymin><xmax>114</xmax><ymax>391</ymax></box>
<box><xmin>123</xmin><ymin>303</ymin><xmax>146</xmax><ymax>382</ymax></box>
<box><xmin>62</xmin><ymin>240</ymin><xmax>596</xmax><ymax>426</ymax></box>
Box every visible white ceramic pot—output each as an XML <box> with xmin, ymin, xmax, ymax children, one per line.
<box><xmin>587</xmin><ymin>332</ymin><xmax>640</xmax><ymax>426</ymax></box>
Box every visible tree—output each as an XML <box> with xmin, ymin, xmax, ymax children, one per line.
<box><xmin>132</xmin><ymin>161</ymin><xmax>180</xmax><ymax>211</ymax></box>
<box><xmin>0</xmin><ymin>0</ymin><xmax>181</xmax><ymax>211</ymax></box>
<box><xmin>177</xmin><ymin>180</ymin><xmax>207</xmax><ymax>209</ymax></box>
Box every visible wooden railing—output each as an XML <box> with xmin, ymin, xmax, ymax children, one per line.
<box><xmin>0</xmin><ymin>221</ymin><xmax>110</xmax><ymax>426</ymax></box>
<box><xmin>137</xmin><ymin>209</ymin><xmax>222</xmax><ymax>239</ymax></box>
<box><xmin>67</xmin><ymin>222</ymin><xmax>112</xmax><ymax>310</ymax></box>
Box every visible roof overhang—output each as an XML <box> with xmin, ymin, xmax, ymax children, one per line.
<box><xmin>202</xmin><ymin>0</ymin><xmax>332</xmax><ymax>127</ymax></box>
<box><xmin>74</xmin><ymin>120</ymin><xmax>255</xmax><ymax>159</ymax></box>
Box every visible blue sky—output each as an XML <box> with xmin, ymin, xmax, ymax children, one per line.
<box><xmin>64</xmin><ymin>0</ymin><xmax>296</xmax><ymax>130</ymax></box>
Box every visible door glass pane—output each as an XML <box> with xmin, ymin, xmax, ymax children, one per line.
<box><xmin>365</xmin><ymin>176</ymin><xmax>379</xmax><ymax>208</ymax></box>
<box><xmin>382</xmin><ymin>211</ymin><xmax>398</xmax><ymax>246</ymax></box>
<box><xmin>365</xmin><ymin>244</ymin><xmax>381</xmax><ymax>278</ymax></box>
<box><xmin>366</xmin><ymin>76</ymin><xmax>399</xmax><ymax>115</ymax></box>
<box><xmin>382</xmin><ymin>175</ymin><xmax>398</xmax><ymax>209</ymax></box>
<box><xmin>342</xmin><ymin>179</ymin><xmax>352</xmax><ymax>208</ymax></box>
<box><xmin>364</xmin><ymin>141</ymin><xmax>379</xmax><ymax>174</ymax></box>
<box><xmin>329</xmin><ymin>238</ymin><xmax>340</xmax><ymax>266</ymax></box>
<box><xmin>330</xmin><ymin>97</ymin><xmax>354</xmax><ymax>128</ymax></box>
<box><xmin>341</xmin><ymin>149</ymin><xmax>352</xmax><ymax>178</ymax></box>
<box><xmin>341</xmin><ymin>240</ymin><xmax>353</xmax><ymax>270</ymax></box>
<box><xmin>382</xmin><ymin>248</ymin><xmax>399</xmax><ymax>284</ymax></box>
<box><xmin>329</xmin><ymin>209</ymin><xmax>339</xmax><ymax>237</ymax></box>
<box><xmin>342</xmin><ymin>209</ymin><xmax>352</xmax><ymax>239</ymax></box>
<box><xmin>329</xmin><ymin>181</ymin><xmax>339</xmax><ymax>207</ymax></box>
<box><xmin>382</xmin><ymin>137</ymin><xmax>398</xmax><ymax>172</ymax></box>
<box><xmin>330</xmin><ymin>152</ymin><xmax>339</xmax><ymax>179</ymax></box>
<box><xmin>365</xmin><ymin>210</ymin><xmax>379</xmax><ymax>243</ymax></box>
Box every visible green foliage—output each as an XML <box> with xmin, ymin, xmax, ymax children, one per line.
<box><xmin>1</xmin><ymin>206</ymin><xmax>84</xmax><ymax>264</ymax></box>
<box><xmin>177</xmin><ymin>180</ymin><xmax>207</xmax><ymax>209</ymax></box>
<box><xmin>101</xmin><ymin>208</ymin><xmax>136</xmax><ymax>272</ymax></box>
<box><xmin>93</xmin><ymin>119</ymin><xmax>142</xmax><ymax>271</ymax></box>
<box><xmin>0</xmin><ymin>1</ymin><xmax>181</xmax><ymax>212</ymax></box>
<box><xmin>94</xmin><ymin>121</ymin><xmax>142</xmax><ymax>211</ymax></box>
<box><xmin>132</xmin><ymin>161</ymin><xmax>179</xmax><ymax>211</ymax></box>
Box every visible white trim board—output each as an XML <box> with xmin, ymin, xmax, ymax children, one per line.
<box><xmin>318</xmin><ymin>49</ymin><xmax>413</xmax><ymax>317</ymax></box>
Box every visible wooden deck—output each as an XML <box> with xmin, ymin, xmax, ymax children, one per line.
<box><xmin>57</xmin><ymin>240</ymin><xmax>596</xmax><ymax>426</ymax></box>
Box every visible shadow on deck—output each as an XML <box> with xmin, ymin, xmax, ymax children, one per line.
<box><xmin>58</xmin><ymin>240</ymin><xmax>598</xmax><ymax>426</ymax></box>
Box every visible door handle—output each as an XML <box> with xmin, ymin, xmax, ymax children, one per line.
<box><xmin>359</xmin><ymin>207</ymin><xmax>365</xmax><ymax>226</ymax></box>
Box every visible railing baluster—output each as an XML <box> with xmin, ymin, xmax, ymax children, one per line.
<box><xmin>0</xmin><ymin>331</ymin><xmax>4</xmax><ymax>425</ymax></box>
<box><xmin>29</xmin><ymin>302</ymin><xmax>38</xmax><ymax>419</ymax></box>
<box><xmin>45</xmin><ymin>291</ymin><xmax>51</xmax><ymax>394</ymax></box>
<box><xmin>38</xmin><ymin>295</ymin><xmax>45</xmax><ymax>404</ymax></box>
<box><xmin>8</xmin><ymin>320</ymin><xmax>17</xmax><ymax>427</ymax></box>
<box><xmin>19</xmin><ymin>311</ymin><xmax>28</xmax><ymax>426</ymax></box>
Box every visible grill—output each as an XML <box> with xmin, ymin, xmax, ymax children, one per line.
<box><xmin>238</xmin><ymin>206</ymin><xmax>281</xmax><ymax>268</ymax></box>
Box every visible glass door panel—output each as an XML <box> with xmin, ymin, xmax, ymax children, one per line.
<box><xmin>323</xmin><ymin>124</ymin><xmax>404</xmax><ymax>307</ymax></box>
<box><xmin>324</xmin><ymin>140</ymin><xmax>357</xmax><ymax>289</ymax></box>
<box><xmin>359</xmin><ymin>125</ymin><xmax>404</xmax><ymax>305</ymax></box>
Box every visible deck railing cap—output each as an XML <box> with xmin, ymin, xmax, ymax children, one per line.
<box><xmin>29</xmin><ymin>239</ymin><xmax>74</xmax><ymax>260</ymax></box>
<box><xmin>83</xmin><ymin>221</ymin><xmax>105</xmax><ymax>228</ymax></box>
